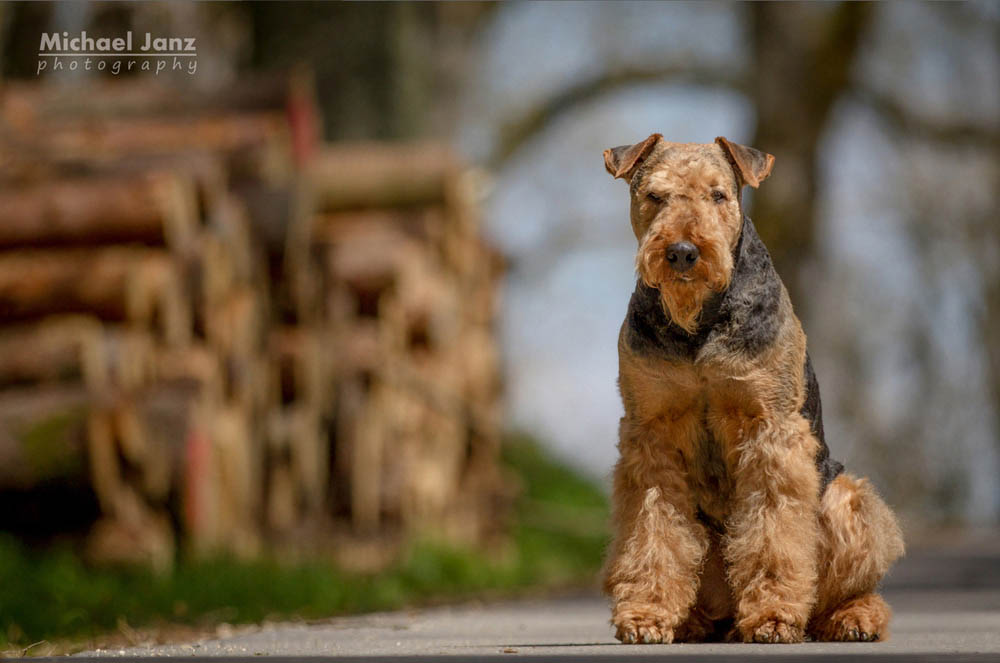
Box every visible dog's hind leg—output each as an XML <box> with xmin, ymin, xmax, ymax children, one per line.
<box><xmin>808</xmin><ymin>473</ymin><xmax>905</xmax><ymax>641</ymax></box>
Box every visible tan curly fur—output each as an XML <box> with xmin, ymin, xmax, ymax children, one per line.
<box><xmin>602</xmin><ymin>136</ymin><xmax>905</xmax><ymax>645</ymax></box>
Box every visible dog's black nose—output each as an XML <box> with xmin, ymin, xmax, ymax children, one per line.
<box><xmin>666</xmin><ymin>242</ymin><xmax>699</xmax><ymax>272</ymax></box>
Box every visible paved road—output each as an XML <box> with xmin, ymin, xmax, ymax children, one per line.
<box><xmin>76</xmin><ymin>535</ymin><xmax>1000</xmax><ymax>661</ymax></box>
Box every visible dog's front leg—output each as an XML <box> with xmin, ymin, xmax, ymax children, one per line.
<box><xmin>604</xmin><ymin>422</ymin><xmax>707</xmax><ymax>644</ymax></box>
<box><xmin>724</xmin><ymin>415</ymin><xmax>820</xmax><ymax>643</ymax></box>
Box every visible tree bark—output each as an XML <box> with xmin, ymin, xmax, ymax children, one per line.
<box><xmin>748</xmin><ymin>3</ymin><xmax>875</xmax><ymax>308</ymax></box>
<box><xmin>0</xmin><ymin>174</ymin><xmax>193</xmax><ymax>249</ymax></box>
<box><xmin>0</xmin><ymin>247</ymin><xmax>181</xmax><ymax>329</ymax></box>
<box><xmin>309</xmin><ymin>143</ymin><xmax>457</xmax><ymax>211</ymax></box>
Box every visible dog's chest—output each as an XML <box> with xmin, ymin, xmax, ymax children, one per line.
<box><xmin>687</xmin><ymin>391</ymin><xmax>741</xmax><ymax>531</ymax></box>
<box><xmin>689</xmin><ymin>421</ymin><xmax>731</xmax><ymax>527</ymax></box>
<box><xmin>634</xmin><ymin>362</ymin><xmax>764</xmax><ymax>529</ymax></box>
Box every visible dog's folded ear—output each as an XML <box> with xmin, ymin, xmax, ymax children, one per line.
<box><xmin>604</xmin><ymin>133</ymin><xmax>661</xmax><ymax>180</ymax></box>
<box><xmin>715</xmin><ymin>136</ymin><xmax>775</xmax><ymax>189</ymax></box>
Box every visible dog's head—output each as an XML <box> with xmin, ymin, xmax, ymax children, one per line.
<box><xmin>604</xmin><ymin>135</ymin><xmax>774</xmax><ymax>333</ymax></box>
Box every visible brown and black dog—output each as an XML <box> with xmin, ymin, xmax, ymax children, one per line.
<box><xmin>602</xmin><ymin>135</ymin><xmax>904</xmax><ymax>644</ymax></box>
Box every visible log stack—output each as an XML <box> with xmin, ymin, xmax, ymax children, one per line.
<box><xmin>305</xmin><ymin>144</ymin><xmax>505</xmax><ymax>546</ymax></box>
<box><xmin>0</xmin><ymin>75</ymin><xmax>506</xmax><ymax>566</ymax></box>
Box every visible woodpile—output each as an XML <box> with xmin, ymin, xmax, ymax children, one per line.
<box><xmin>305</xmin><ymin>144</ymin><xmax>506</xmax><ymax>545</ymax></box>
<box><xmin>0</xmin><ymin>75</ymin><xmax>505</xmax><ymax>567</ymax></box>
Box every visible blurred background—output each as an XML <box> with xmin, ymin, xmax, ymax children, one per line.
<box><xmin>0</xmin><ymin>0</ymin><xmax>997</xmax><ymax>653</ymax></box>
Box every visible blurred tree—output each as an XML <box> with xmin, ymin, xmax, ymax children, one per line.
<box><xmin>1</xmin><ymin>2</ymin><xmax>54</xmax><ymax>78</ymax></box>
<box><xmin>832</xmin><ymin>2</ymin><xmax>1000</xmax><ymax>518</ymax></box>
<box><xmin>246</xmin><ymin>2</ymin><xmax>494</xmax><ymax>140</ymax></box>
<box><xmin>480</xmin><ymin>2</ymin><xmax>999</xmax><ymax>522</ymax></box>
<box><xmin>490</xmin><ymin>3</ymin><xmax>876</xmax><ymax>312</ymax></box>
<box><xmin>1</xmin><ymin>2</ymin><xmax>494</xmax><ymax>139</ymax></box>
<box><xmin>747</xmin><ymin>3</ymin><xmax>874</xmax><ymax>305</ymax></box>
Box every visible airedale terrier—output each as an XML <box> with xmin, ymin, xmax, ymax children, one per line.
<box><xmin>601</xmin><ymin>134</ymin><xmax>904</xmax><ymax>644</ymax></box>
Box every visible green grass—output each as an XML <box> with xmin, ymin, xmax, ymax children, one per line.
<box><xmin>0</xmin><ymin>434</ymin><xmax>609</xmax><ymax>650</ymax></box>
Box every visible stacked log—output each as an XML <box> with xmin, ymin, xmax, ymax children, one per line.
<box><xmin>0</xmin><ymin>105</ymin><xmax>283</xmax><ymax>563</ymax></box>
<box><xmin>0</xmin><ymin>76</ymin><xmax>505</xmax><ymax>566</ymax></box>
<box><xmin>305</xmin><ymin>143</ymin><xmax>505</xmax><ymax>545</ymax></box>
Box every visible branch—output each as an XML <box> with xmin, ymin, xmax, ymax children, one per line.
<box><xmin>492</xmin><ymin>63</ymin><xmax>747</xmax><ymax>167</ymax></box>
<box><xmin>853</xmin><ymin>85</ymin><xmax>1000</xmax><ymax>150</ymax></box>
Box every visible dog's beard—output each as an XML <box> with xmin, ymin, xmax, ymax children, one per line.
<box><xmin>637</xmin><ymin>234</ymin><xmax>732</xmax><ymax>334</ymax></box>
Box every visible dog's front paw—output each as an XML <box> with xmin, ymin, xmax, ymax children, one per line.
<box><xmin>741</xmin><ymin>618</ymin><xmax>805</xmax><ymax>644</ymax></box>
<box><xmin>612</xmin><ymin>607</ymin><xmax>675</xmax><ymax>644</ymax></box>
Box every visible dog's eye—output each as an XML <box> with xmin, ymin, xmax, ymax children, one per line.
<box><xmin>646</xmin><ymin>192</ymin><xmax>664</xmax><ymax>204</ymax></box>
<box><xmin>711</xmin><ymin>190</ymin><xmax>727</xmax><ymax>204</ymax></box>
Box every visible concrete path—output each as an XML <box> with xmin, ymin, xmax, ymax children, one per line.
<box><xmin>75</xmin><ymin>535</ymin><xmax>1000</xmax><ymax>660</ymax></box>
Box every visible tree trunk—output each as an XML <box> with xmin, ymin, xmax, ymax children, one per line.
<box><xmin>749</xmin><ymin>3</ymin><xmax>875</xmax><ymax>308</ymax></box>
